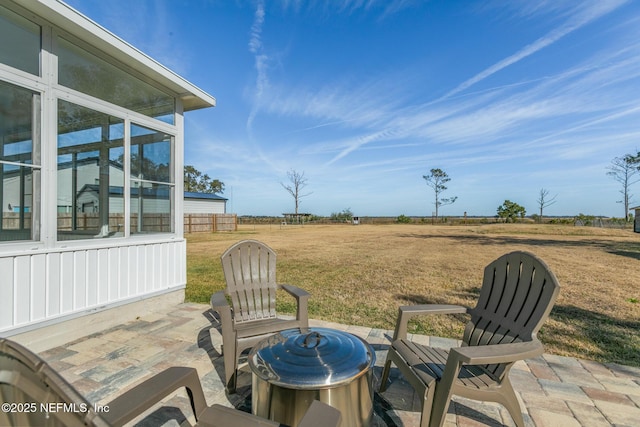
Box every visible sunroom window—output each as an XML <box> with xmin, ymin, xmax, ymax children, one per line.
<box><xmin>57</xmin><ymin>100</ymin><xmax>124</xmax><ymax>240</ymax></box>
<box><xmin>130</xmin><ymin>124</ymin><xmax>174</xmax><ymax>234</ymax></box>
<box><xmin>0</xmin><ymin>80</ymin><xmax>41</xmax><ymax>242</ymax></box>
<box><xmin>57</xmin><ymin>36</ymin><xmax>175</xmax><ymax>124</ymax></box>
<box><xmin>0</xmin><ymin>5</ymin><xmax>40</xmax><ymax>76</ymax></box>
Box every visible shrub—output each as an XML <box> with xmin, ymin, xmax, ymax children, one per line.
<box><xmin>575</xmin><ymin>213</ymin><xmax>596</xmax><ymax>226</ymax></box>
<box><xmin>396</xmin><ymin>214</ymin><xmax>412</xmax><ymax>223</ymax></box>
<box><xmin>330</xmin><ymin>208</ymin><xmax>353</xmax><ymax>222</ymax></box>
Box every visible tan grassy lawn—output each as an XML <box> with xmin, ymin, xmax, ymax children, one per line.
<box><xmin>186</xmin><ymin>223</ymin><xmax>640</xmax><ymax>367</ymax></box>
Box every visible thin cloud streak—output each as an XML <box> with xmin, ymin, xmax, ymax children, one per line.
<box><xmin>247</xmin><ymin>0</ymin><xmax>268</xmax><ymax>137</ymax></box>
<box><xmin>271</xmin><ymin>45</ymin><xmax>635</xmax><ymax>162</ymax></box>
<box><xmin>442</xmin><ymin>0</ymin><xmax>629</xmax><ymax>99</ymax></box>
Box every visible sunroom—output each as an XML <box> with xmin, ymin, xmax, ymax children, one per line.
<box><xmin>0</xmin><ymin>0</ymin><xmax>215</xmax><ymax>349</ymax></box>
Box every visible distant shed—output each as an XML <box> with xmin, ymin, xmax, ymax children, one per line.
<box><xmin>631</xmin><ymin>206</ymin><xmax>640</xmax><ymax>233</ymax></box>
<box><xmin>184</xmin><ymin>192</ymin><xmax>227</xmax><ymax>214</ymax></box>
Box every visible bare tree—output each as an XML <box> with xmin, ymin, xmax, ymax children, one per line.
<box><xmin>281</xmin><ymin>169</ymin><xmax>312</xmax><ymax>218</ymax></box>
<box><xmin>537</xmin><ymin>188</ymin><xmax>557</xmax><ymax>223</ymax></box>
<box><xmin>607</xmin><ymin>154</ymin><xmax>640</xmax><ymax>221</ymax></box>
<box><xmin>423</xmin><ymin>168</ymin><xmax>457</xmax><ymax>221</ymax></box>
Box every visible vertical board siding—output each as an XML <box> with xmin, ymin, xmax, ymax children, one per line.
<box><xmin>74</xmin><ymin>252</ymin><xmax>87</xmax><ymax>310</ymax></box>
<box><xmin>180</xmin><ymin>240</ymin><xmax>187</xmax><ymax>284</ymax></box>
<box><xmin>60</xmin><ymin>252</ymin><xmax>74</xmax><ymax>313</ymax></box>
<box><xmin>15</xmin><ymin>257</ymin><xmax>31</xmax><ymax>325</ymax></box>
<box><xmin>0</xmin><ymin>241</ymin><xmax>185</xmax><ymax>333</ymax></box>
<box><xmin>118</xmin><ymin>246</ymin><xmax>129</xmax><ymax>299</ymax></box>
<box><xmin>0</xmin><ymin>258</ymin><xmax>14</xmax><ymax>328</ymax></box>
<box><xmin>146</xmin><ymin>245</ymin><xmax>156</xmax><ymax>292</ymax></box>
<box><xmin>160</xmin><ymin>244</ymin><xmax>169</xmax><ymax>290</ymax></box>
<box><xmin>108</xmin><ymin>247</ymin><xmax>119</xmax><ymax>301</ymax></box>
<box><xmin>135</xmin><ymin>246</ymin><xmax>145</xmax><ymax>295</ymax></box>
<box><xmin>31</xmin><ymin>254</ymin><xmax>47</xmax><ymax>322</ymax></box>
<box><xmin>98</xmin><ymin>248</ymin><xmax>110</xmax><ymax>304</ymax></box>
<box><xmin>86</xmin><ymin>250</ymin><xmax>98</xmax><ymax>307</ymax></box>
<box><xmin>47</xmin><ymin>252</ymin><xmax>61</xmax><ymax>318</ymax></box>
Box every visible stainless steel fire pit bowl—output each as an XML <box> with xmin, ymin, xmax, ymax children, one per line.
<box><xmin>249</xmin><ymin>327</ymin><xmax>376</xmax><ymax>427</ymax></box>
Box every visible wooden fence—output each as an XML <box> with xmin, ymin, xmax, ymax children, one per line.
<box><xmin>2</xmin><ymin>212</ymin><xmax>31</xmax><ymax>230</ymax></box>
<box><xmin>184</xmin><ymin>213</ymin><xmax>237</xmax><ymax>233</ymax></box>
<box><xmin>2</xmin><ymin>213</ymin><xmax>237</xmax><ymax>234</ymax></box>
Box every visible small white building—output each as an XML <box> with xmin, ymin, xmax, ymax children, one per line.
<box><xmin>631</xmin><ymin>206</ymin><xmax>640</xmax><ymax>233</ymax></box>
<box><xmin>184</xmin><ymin>191</ymin><xmax>227</xmax><ymax>214</ymax></box>
<box><xmin>0</xmin><ymin>0</ymin><xmax>216</xmax><ymax>349</ymax></box>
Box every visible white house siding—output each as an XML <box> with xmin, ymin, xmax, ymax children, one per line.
<box><xmin>184</xmin><ymin>199</ymin><xmax>226</xmax><ymax>214</ymax></box>
<box><xmin>0</xmin><ymin>239</ymin><xmax>186</xmax><ymax>334</ymax></box>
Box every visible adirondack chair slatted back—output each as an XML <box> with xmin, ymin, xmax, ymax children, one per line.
<box><xmin>463</xmin><ymin>251</ymin><xmax>560</xmax><ymax>379</ymax></box>
<box><xmin>221</xmin><ymin>240</ymin><xmax>278</xmax><ymax>323</ymax></box>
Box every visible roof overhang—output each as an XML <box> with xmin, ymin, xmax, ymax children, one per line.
<box><xmin>184</xmin><ymin>192</ymin><xmax>228</xmax><ymax>201</ymax></box>
<box><xmin>12</xmin><ymin>0</ymin><xmax>216</xmax><ymax>111</ymax></box>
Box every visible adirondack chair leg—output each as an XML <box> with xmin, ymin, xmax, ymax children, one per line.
<box><xmin>420</xmin><ymin>386</ymin><xmax>436</xmax><ymax>427</ymax></box>
<box><xmin>497</xmin><ymin>380</ymin><xmax>525</xmax><ymax>427</ymax></box>
<box><xmin>223</xmin><ymin>340</ymin><xmax>238</xmax><ymax>393</ymax></box>
<box><xmin>226</xmin><ymin>371</ymin><xmax>237</xmax><ymax>394</ymax></box>
<box><xmin>427</xmin><ymin>390</ymin><xmax>452</xmax><ymax>427</ymax></box>
<box><xmin>379</xmin><ymin>359</ymin><xmax>393</xmax><ymax>392</ymax></box>
<box><xmin>428</xmin><ymin>357</ymin><xmax>462</xmax><ymax>427</ymax></box>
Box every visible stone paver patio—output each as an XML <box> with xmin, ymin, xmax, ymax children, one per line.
<box><xmin>39</xmin><ymin>303</ymin><xmax>640</xmax><ymax>427</ymax></box>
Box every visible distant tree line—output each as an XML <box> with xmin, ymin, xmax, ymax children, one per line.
<box><xmin>422</xmin><ymin>152</ymin><xmax>640</xmax><ymax>224</ymax></box>
<box><xmin>184</xmin><ymin>153</ymin><xmax>640</xmax><ymax>223</ymax></box>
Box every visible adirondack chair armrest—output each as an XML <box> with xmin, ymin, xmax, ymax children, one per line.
<box><xmin>210</xmin><ymin>291</ymin><xmax>234</xmax><ymax>331</ymax></box>
<box><xmin>103</xmin><ymin>366</ymin><xmax>208</xmax><ymax>426</ymax></box>
<box><xmin>279</xmin><ymin>284</ymin><xmax>310</xmax><ymax>325</ymax></box>
<box><xmin>448</xmin><ymin>340</ymin><xmax>544</xmax><ymax>366</ymax></box>
<box><xmin>393</xmin><ymin>304</ymin><xmax>470</xmax><ymax>340</ymax></box>
<box><xmin>279</xmin><ymin>283</ymin><xmax>310</xmax><ymax>299</ymax></box>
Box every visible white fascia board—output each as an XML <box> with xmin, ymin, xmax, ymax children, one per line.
<box><xmin>14</xmin><ymin>0</ymin><xmax>216</xmax><ymax>111</ymax></box>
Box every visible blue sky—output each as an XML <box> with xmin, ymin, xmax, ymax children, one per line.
<box><xmin>65</xmin><ymin>0</ymin><xmax>640</xmax><ymax>218</ymax></box>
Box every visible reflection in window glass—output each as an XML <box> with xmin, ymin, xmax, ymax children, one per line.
<box><xmin>130</xmin><ymin>183</ymin><xmax>172</xmax><ymax>233</ymax></box>
<box><xmin>1</xmin><ymin>165</ymin><xmax>35</xmax><ymax>241</ymax></box>
<box><xmin>1</xmin><ymin>81</ymin><xmax>40</xmax><ymax>242</ymax></box>
<box><xmin>0</xmin><ymin>5</ymin><xmax>40</xmax><ymax>75</ymax></box>
<box><xmin>130</xmin><ymin>125</ymin><xmax>172</xmax><ymax>183</ymax></box>
<box><xmin>57</xmin><ymin>37</ymin><xmax>175</xmax><ymax>124</ymax></box>
<box><xmin>130</xmin><ymin>124</ymin><xmax>173</xmax><ymax>234</ymax></box>
<box><xmin>57</xmin><ymin>100</ymin><xmax>124</xmax><ymax>240</ymax></box>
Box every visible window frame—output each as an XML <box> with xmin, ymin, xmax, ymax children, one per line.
<box><xmin>129</xmin><ymin>122</ymin><xmax>176</xmax><ymax>235</ymax></box>
<box><xmin>0</xmin><ymin>77</ymin><xmax>44</xmax><ymax>247</ymax></box>
<box><xmin>51</xmin><ymin>89</ymin><xmax>178</xmax><ymax>244</ymax></box>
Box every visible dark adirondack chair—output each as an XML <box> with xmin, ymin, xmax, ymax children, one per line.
<box><xmin>379</xmin><ymin>251</ymin><xmax>560</xmax><ymax>427</ymax></box>
<box><xmin>0</xmin><ymin>338</ymin><xmax>340</xmax><ymax>427</ymax></box>
<box><xmin>211</xmin><ymin>240</ymin><xmax>310</xmax><ymax>392</ymax></box>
